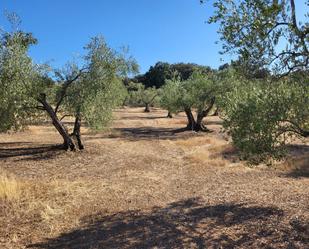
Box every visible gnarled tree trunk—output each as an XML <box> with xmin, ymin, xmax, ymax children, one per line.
<box><xmin>37</xmin><ymin>94</ymin><xmax>75</xmax><ymax>150</ymax></box>
<box><xmin>184</xmin><ymin>107</ymin><xmax>196</xmax><ymax>130</ymax></box>
<box><xmin>71</xmin><ymin>113</ymin><xmax>84</xmax><ymax>150</ymax></box>
<box><xmin>144</xmin><ymin>103</ymin><xmax>150</xmax><ymax>112</ymax></box>
<box><xmin>195</xmin><ymin>112</ymin><xmax>210</xmax><ymax>132</ymax></box>
<box><xmin>194</xmin><ymin>97</ymin><xmax>216</xmax><ymax>132</ymax></box>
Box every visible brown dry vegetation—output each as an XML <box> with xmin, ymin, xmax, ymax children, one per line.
<box><xmin>0</xmin><ymin>107</ymin><xmax>308</xmax><ymax>249</ymax></box>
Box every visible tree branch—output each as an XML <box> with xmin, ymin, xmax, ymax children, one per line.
<box><xmin>266</xmin><ymin>22</ymin><xmax>289</xmax><ymax>36</ymax></box>
<box><xmin>278</xmin><ymin>119</ymin><xmax>309</xmax><ymax>137</ymax></box>
<box><xmin>54</xmin><ymin>67</ymin><xmax>88</xmax><ymax>114</ymax></box>
<box><xmin>59</xmin><ymin>114</ymin><xmax>72</xmax><ymax>121</ymax></box>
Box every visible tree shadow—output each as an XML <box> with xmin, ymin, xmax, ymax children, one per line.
<box><xmin>0</xmin><ymin>143</ymin><xmax>65</xmax><ymax>161</ymax></box>
<box><xmin>0</xmin><ymin>142</ymin><xmax>34</xmax><ymax>146</ymax></box>
<box><xmin>85</xmin><ymin>127</ymin><xmax>200</xmax><ymax>142</ymax></box>
<box><xmin>29</xmin><ymin>197</ymin><xmax>307</xmax><ymax>249</ymax></box>
<box><xmin>209</xmin><ymin>145</ymin><xmax>241</xmax><ymax>164</ymax></box>
<box><xmin>119</xmin><ymin>116</ymin><xmax>171</xmax><ymax>120</ymax></box>
<box><xmin>285</xmin><ymin>167</ymin><xmax>309</xmax><ymax>178</ymax></box>
<box><xmin>286</xmin><ymin>144</ymin><xmax>309</xmax><ymax>156</ymax></box>
<box><xmin>210</xmin><ymin>143</ymin><xmax>309</xmax><ymax>173</ymax></box>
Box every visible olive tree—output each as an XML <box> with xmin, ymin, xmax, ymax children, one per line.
<box><xmin>141</xmin><ymin>86</ymin><xmax>160</xmax><ymax>112</ymax></box>
<box><xmin>0</xmin><ymin>16</ymin><xmax>137</xmax><ymax>150</ymax></box>
<box><xmin>0</xmin><ymin>27</ymin><xmax>50</xmax><ymax>132</ymax></box>
<box><xmin>125</xmin><ymin>82</ymin><xmax>160</xmax><ymax>112</ymax></box>
<box><xmin>203</xmin><ymin>0</ymin><xmax>309</xmax><ymax>75</ymax></box>
<box><xmin>42</xmin><ymin>36</ymin><xmax>137</xmax><ymax>150</ymax></box>
<box><xmin>161</xmin><ymin>71</ymin><xmax>222</xmax><ymax>131</ymax></box>
<box><xmin>160</xmin><ymin>80</ymin><xmax>181</xmax><ymax>118</ymax></box>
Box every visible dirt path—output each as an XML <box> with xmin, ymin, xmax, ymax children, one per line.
<box><xmin>0</xmin><ymin>107</ymin><xmax>308</xmax><ymax>248</ymax></box>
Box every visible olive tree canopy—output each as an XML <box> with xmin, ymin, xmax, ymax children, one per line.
<box><xmin>202</xmin><ymin>0</ymin><xmax>309</xmax><ymax>75</ymax></box>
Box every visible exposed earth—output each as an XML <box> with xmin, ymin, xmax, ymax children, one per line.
<box><xmin>0</xmin><ymin>107</ymin><xmax>308</xmax><ymax>248</ymax></box>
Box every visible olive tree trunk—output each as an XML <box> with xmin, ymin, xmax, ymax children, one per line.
<box><xmin>71</xmin><ymin>113</ymin><xmax>84</xmax><ymax>150</ymax></box>
<box><xmin>194</xmin><ymin>97</ymin><xmax>215</xmax><ymax>132</ymax></box>
<box><xmin>184</xmin><ymin>107</ymin><xmax>196</xmax><ymax>131</ymax></box>
<box><xmin>195</xmin><ymin>112</ymin><xmax>210</xmax><ymax>132</ymax></box>
<box><xmin>37</xmin><ymin>94</ymin><xmax>75</xmax><ymax>150</ymax></box>
<box><xmin>144</xmin><ymin>103</ymin><xmax>150</xmax><ymax>112</ymax></box>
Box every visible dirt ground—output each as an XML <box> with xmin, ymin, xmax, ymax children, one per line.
<box><xmin>0</xmin><ymin>107</ymin><xmax>308</xmax><ymax>249</ymax></box>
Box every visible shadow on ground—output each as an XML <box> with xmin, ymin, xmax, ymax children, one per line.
<box><xmin>210</xmin><ymin>143</ymin><xmax>309</xmax><ymax>175</ymax></box>
<box><xmin>209</xmin><ymin>145</ymin><xmax>241</xmax><ymax>164</ymax></box>
<box><xmin>115</xmin><ymin>127</ymin><xmax>192</xmax><ymax>140</ymax></box>
<box><xmin>0</xmin><ymin>143</ymin><xmax>64</xmax><ymax>161</ymax></box>
<box><xmin>119</xmin><ymin>116</ymin><xmax>170</xmax><ymax>120</ymax></box>
<box><xmin>29</xmin><ymin>198</ymin><xmax>307</xmax><ymax>249</ymax></box>
<box><xmin>85</xmin><ymin>127</ymin><xmax>202</xmax><ymax>142</ymax></box>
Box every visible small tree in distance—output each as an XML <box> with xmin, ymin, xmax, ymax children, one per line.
<box><xmin>125</xmin><ymin>82</ymin><xmax>160</xmax><ymax>112</ymax></box>
<box><xmin>161</xmin><ymin>71</ymin><xmax>225</xmax><ymax>132</ymax></box>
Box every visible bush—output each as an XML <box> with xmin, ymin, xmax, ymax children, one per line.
<box><xmin>220</xmin><ymin>78</ymin><xmax>309</xmax><ymax>163</ymax></box>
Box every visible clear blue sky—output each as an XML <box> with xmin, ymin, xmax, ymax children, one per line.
<box><xmin>0</xmin><ymin>1</ymin><xmax>307</xmax><ymax>73</ymax></box>
<box><xmin>0</xmin><ymin>0</ymin><xmax>226</xmax><ymax>73</ymax></box>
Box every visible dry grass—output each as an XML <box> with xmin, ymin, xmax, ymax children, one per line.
<box><xmin>277</xmin><ymin>154</ymin><xmax>309</xmax><ymax>177</ymax></box>
<box><xmin>0</xmin><ymin>175</ymin><xmax>104</xmax><ymax>247</ymax></box>
<box><xmin>0</xmin><ymin>171</ymin><xmax>22</xmax><ymax>201</ymax></box>
<box><xmin>174</xmin><ymin>136</ymin><xmax>230</xmax><ymax>167</ymax></box>
<box><xmin>0</xmin><ymin>107</ymin><xmax>308</xmax><ymax>249</ymax></box>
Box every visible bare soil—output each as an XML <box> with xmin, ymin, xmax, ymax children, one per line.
<box><xmin>0</xmin><ymin>107</ymin><xmax>308</xmax><ymax>249</ymax></box>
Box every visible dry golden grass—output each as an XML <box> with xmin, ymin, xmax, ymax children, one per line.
<box><xmin>0</xmin><ymin>107</ymin><xmax>308</xmax><ymax>248</ymax></box>
<box><xmin>175</xmin><ymin>137</ymin><xmax>213</xmax><ymax>147</ymax></box>
<box><xmin>0</xmin><ymin>171</ymin><xmax>22</xmax><ymax>201</ymax></box>
<box><xmin>277</xmin><ymin>154</ymin><xmax>309</xmax><ymax>176</ymax></box>
<box><xmin>184</xmin><ymin>151</ymin><xmax>227</xmax><ymax>167</ymax></box>
<box><xmin>0</xmin><ymin>174</ymin><xmax>104</xmax><ymax>247</ymax></box>
<box><xmin>174</xmin><ymin>135</ymin><xmax>230</xmax><ymax>167</ymax></box>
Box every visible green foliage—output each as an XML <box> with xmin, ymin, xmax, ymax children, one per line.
<box><xmin>161</xmin><ymin>71</ymin><xmax>226</xmax><ymax>114</ymax></box>
<box><xmin>0</xmin><ymin>13</ymin><xmax>137</xmax><ymax>135</ymax></box>
<box><xmin>138</xmin><ymin>62</ymin><xmax>171</xmax><ymax>88</ymax></box>
<box><xmin>220</xmin><ymin>78</ymin><xmax>309</xmax><ymax>163</ymax></box>
<box><xmin>172</xmin><ymin>63</ymin><xmax>212</xmax><ymax>81</ymax></box>
<box><xmin>0</xmin><ymin>26</ymin><xmax>46</xmax><ymax>131</ymax></box>
<box><xmin>183</xmin><ymin>72</ymin><xmax>217</xmax><ymax>112</ymax></box>
<box><xmin>125</xmin><ymin>82</ymin><xmax>160</xmax><ymax>107</ymax></box>
<box><xmin>140</xmin><ymin>86</ymin><xmax>160</xmax><ymax>106</ymax></box>
<box><xmin>206</xmin><ymin>0</ymin><xmax>309</xmax><ymax>74</ymax></box>
<box><xmin>204</xmin><ymin>0</ymin><xmax>309</xmax><ymax>162</ymax></box>
<box><xmin>160</xmin><ymin>80</ymin><xmax>183</xmax><ymax>113</ymax></box>
<box><xmin>124</xmin><ymin>82</ymin><xmax>144</xmax><ymax>106</ymax></box>
<box><xmin>61</xmin><ymin>36</ymin><xmax>135</xmax><ymax>130</ymax></box>
<box><xmin>133</xmin><ymin>62</ymin><xmax>212</xmax><ymax>88</ymax></box>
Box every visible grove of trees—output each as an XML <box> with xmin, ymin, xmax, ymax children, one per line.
<box><xmin>1</xmin><ymin>0</ymin><xmax>308</xmax><ymax>164</ymax></box>
<box><xmin>132</xmin><ymin>62</ymin><xmax>212</xmax><ymax>88</ymax></box>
